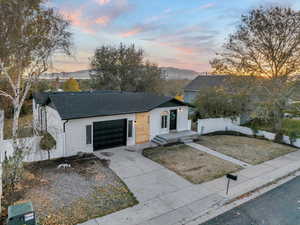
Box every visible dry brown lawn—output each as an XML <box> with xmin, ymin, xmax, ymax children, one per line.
<box><xmin>198</xmin><ymin>135</ymin><xmax>297</xmax><ymax>165</ymax></box>
<box><xmin>143</xmin><ymin>144</ymin><xmax>241</xmax><ymax>184</ymax></box>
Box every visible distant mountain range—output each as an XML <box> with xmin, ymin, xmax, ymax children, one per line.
<box><xmin>40</xmin><ymin>67</ymin><xmax>200</xmax><ymax>81</ymax></box>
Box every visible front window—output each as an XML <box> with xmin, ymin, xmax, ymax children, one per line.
<box><xmin>161</xmin><ymin>115</ymin><xmax>168</xmax><ymax>128</ymax></box>
<box><xmin>86</xmin><ymin>125</ymin><xmax>92</xmax><ymax>144</ymax></box>
<box><xmin>128</xmin><ymin>120</ymin><xmax>133</xmax><ymax>138</ymax></box>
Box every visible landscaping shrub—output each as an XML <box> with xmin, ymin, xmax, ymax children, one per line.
<box><xmin>40</xmin><ymin>132</ymin><xmax>56</xmax><ymax>159</ymax></box>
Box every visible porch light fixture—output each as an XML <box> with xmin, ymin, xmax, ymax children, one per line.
<box><xmin>178</xmin><ymin>108</ymin><xmax>184</xmax><ymax>112</ymax></box>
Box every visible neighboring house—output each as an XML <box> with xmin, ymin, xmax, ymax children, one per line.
<box><xmin>184</xmin><ymin>75</ymin><xmax>228</xmax><ymax>104</ymax></box>
<box><xmin>184</xmin><ymin>75</ymin><xmax>251</xmax><ymax>123</ymax></box>
<box><xmin>33</xmin><ymin>91</ymin><xmax>190</xmax><ymax>156</ymax></box>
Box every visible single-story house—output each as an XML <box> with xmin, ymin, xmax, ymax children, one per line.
<box><xmin>184</xmin><ymin>75</ymin><xmax>228</xmax><ymax>104</ymax></box>
<box><xmin>33</xmin><ymin>91</ymin><xmax>191</xmax><ymax>156</ymax></box>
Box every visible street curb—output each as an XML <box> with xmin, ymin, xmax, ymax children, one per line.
<box><xmin>223</xmin><ymin>161</ymin><xmax>300</xmax><ymax>204</ymax></box>
<box><xmin>185</xmin><ymin>161</ymin><xmax>300</xmax><ymax>225</ymax></box>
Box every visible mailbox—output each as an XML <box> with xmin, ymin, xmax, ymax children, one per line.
<box><xmin>7</xmin><ymin>202</ymin><xmax>37</xmax><ymax>225</ymax></box>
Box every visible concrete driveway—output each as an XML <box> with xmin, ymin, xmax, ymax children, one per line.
<box><xmin>94</xmin><ymin>145</ymin><xmax>194</xmax><ymax>202</ymax></box>
<box><xmin>92</xmin><ymin>145</ymin><xmax>225</xmax><ymax>225</ymax></box>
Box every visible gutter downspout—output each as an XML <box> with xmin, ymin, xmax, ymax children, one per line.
<box><xmin>63</xmin><ymin>120</ymin><xmax>69</xmax><ymax>157</ymax></box>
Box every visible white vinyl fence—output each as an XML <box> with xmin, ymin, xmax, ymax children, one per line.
<box><xmin>197</xmin><ymin>117</ymin><xmax>241</xmax><ymax>134</ymax></box>
<box><xmin>197</xmin><ymin>117</ymin><xmax>300</xmax><ymax>148</ymax></box>
<box><xmin>1</xmin><ymin>136</ymin><xmax>66</xmax><ymax>163</ymax></box>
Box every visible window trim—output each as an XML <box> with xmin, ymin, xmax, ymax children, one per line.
<box><xmin>86</xmin><ymin>125</ymin><xmax>92</xmax><ymax>145</ymax></box>
<box><xmin>128</xmin><ymin>120</ymin><xmax>133</xmax><ymax>138</ymax></box>
<box><xmin>161</xmin><ymin>115</ymin><xmax>168</xmax><ymax>129</ymax></box>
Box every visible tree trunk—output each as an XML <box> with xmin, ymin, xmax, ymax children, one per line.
<box><xmin>273</xmin><ymin>105</ymin><xmax>284</xmax><ymax>143</ymax></box>
<box><xmin>12</xmin><ymin>106</ymin><xmax>21</xmax><ymax>139</ymax></box>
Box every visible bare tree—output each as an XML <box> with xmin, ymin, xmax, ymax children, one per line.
<box><xmin>0</xmin><ymin>0</ymin><xmax>72</xmax><ymax>145</ymax></box>
<box><xmin>211</xmin><ymin>6</ymin><xmax>300</xmax><ymax>137</ymax></box>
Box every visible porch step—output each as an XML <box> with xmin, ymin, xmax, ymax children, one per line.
<box><xmin>152</xmin><ymin>136</ymin><xmax>168</xmax><ymax>146</ymax></box>
<box><xmin>152</xmin><ymin>130</ymin><xmax>199</xmax><ymax>146</ymax></box>
<box><xmin>180</xmin><ymin>137</ymin><xmax>194</xmax><ymax>143</ymax></box>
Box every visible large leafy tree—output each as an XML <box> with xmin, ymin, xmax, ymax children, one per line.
<box><xmin>0</xmin><ymin>0</ymin><xmax>72</xmax><ymax>141</ymax></box>
<box><xmin>0</xmin><ymin>0</ymin><xmax>72</xmax><ymax>196</ymax></box>
<box><xmin>210</xmin><ymin>6</ymin><xmax>300</xmax><ymax>137</ymax></box>
<box><xmin>90</xmin><ymin>43</ymin><xmax>165</xmax><ymax>93</ymax></box>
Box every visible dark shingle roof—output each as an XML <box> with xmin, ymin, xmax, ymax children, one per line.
<box><xmin>184</xmin><ymin>75</ymin><xmax>229</xmax><ymax>91</ymax></box>
<box><xmin>34</xmin><ymin>91</ymin><xmax>188</xmax><ymax>120</ymax></box>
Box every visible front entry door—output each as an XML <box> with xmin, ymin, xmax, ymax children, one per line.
<box><xmin>169</xmin><ymin>110</ymin><xmax>177</xmax><ymax>130</ymax></box>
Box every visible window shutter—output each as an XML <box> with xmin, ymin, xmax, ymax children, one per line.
<box><xmin>86</xmin><ymin>125</ymin><xmax>92</xmax><ymax>144</ymax></box>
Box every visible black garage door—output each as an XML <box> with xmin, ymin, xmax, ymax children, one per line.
<box><xmin>93</xmin><ymin>119</ymin><xmax>127</xmax><ymax>151</ymax></box>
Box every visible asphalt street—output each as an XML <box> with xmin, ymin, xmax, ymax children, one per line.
<box><xmin>201</xmin><ymin>176</ymin><xmax>300</xmax><ymax>225</ymax></box>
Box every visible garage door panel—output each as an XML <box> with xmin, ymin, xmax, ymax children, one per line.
<box><xmin>95</xmin><ymin>128</ymin><xmax>125</xmax><ymax>135</ymax></box>
<box><xmin>93</xmin><ymin>119</ymin><xmax>127</xmax><ymax>151</ymax></box>
<box><xmin>93</xmin><ymin>134</ymin><xmax>125</xmax><ymax>142</ymax></box>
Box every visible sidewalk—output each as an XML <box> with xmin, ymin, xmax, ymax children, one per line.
<box><xmin>79</xmin><ymin>148</ymin><xmax>300</xmax><ymax>225</ymax></box>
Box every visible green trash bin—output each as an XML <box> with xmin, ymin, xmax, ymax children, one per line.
<box><xmin>7</xmin><ymin>202</ymin><xmax>37</xmax><ymax>225</ymax></box>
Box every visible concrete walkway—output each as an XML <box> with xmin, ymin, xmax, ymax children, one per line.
<box><xmin>79</xmin><ymin>145</ymin><xmax>300</xmax><ymax>225</ymax></box>
<box><xmin>187</xmin><ymin>142</ymin><xmax>251</xmax><ymax>168</ymax></box>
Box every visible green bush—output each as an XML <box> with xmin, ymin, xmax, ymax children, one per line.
<box><xmin>40</xmin><ymin>132</ymin><xmax>56</xmax><ymax>150</ymax></box>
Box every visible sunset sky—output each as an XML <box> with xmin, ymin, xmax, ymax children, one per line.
<box><xmin>49</xmin><ymin>0</ymin><xmax>300</xmax><ymax>73</ymax></box>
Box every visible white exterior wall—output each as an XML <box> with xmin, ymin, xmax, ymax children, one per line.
<box><xmin>45</xmin><ymin>106</ymin><xmax>65</xmax><ymax>157</ymax></box>
<box><xmin>31</xmin><ymin>102</ymin><xmax>190</xmax><ymax>159</ymax></box>
<box><xmin>65</xmin><ymin>114</ymin><xmax>136</xmax><ymax>156</ymax></box>
<box><xmin>149</xmin><ymin>106</ymin><xmax>189</xmax><ymax>139</ymax></box>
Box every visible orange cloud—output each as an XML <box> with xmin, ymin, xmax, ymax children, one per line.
<box><xmin>121</xmin><ymin>27</ymin><xmax>143</xmax><ymax>38</ymax></box>
<box><xmin>61</xmin><ymin>8</ymin><xmax>96</xmax><ymax>34</ymax></box>
<box><xmin>95</xmin><ymin>16</ymin><xmax>110</xmax><ymax>26</ymax></box>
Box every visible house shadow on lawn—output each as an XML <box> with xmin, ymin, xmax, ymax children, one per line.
<box><xmin>2</xmin><ymin>154</ymin><xmax>138</xmax><ymax>225</ymax></box>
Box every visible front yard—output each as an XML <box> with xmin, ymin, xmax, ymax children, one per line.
<box><xmin>143</xmin><ymin>144</ymin><xmax>241</xmax><ymax>184</ymax></box>
<box><xmin>198</xmin><ymin>135</ymin><xmax>297</xmax><ymax>165</ymax></box>
<box><xmin>2</xmin><ymin>154</ymin><xmax>138</xmax><ymax>225</ymax></box>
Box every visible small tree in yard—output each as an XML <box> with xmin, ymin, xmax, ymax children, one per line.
<box><xmin>40</xmin><ymin>132</ymin><xmax>56</xmax><ymax>160</ymax></box>
<box><xmin>63</xmin><ymin>78</ymin><xmax>81</xmax><ymax>92</ymax></box>
<box><xmin>0</xmin><ymin>0</ymin><xmax>72</xmax><ymax>196</ymax></box>
<box><xmin>90</xmin><ymin>43</ymin><xmax>165</xmax><ymax>93</ymax></box>
<box><xmin>210</xmin><ymin>6</ymin><xmax>300</xmax><ymax>140</ymax></box>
